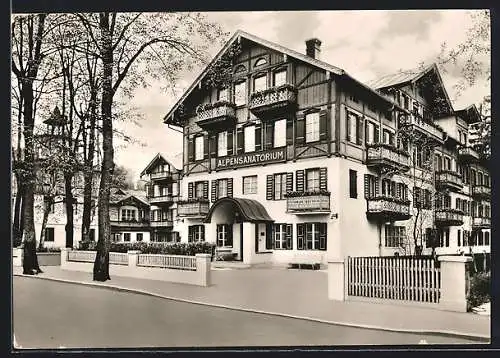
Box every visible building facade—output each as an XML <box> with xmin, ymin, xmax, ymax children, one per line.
<box><xmin>162</xmin><ymin>31</ymin><xmax>490</xmax><ymax>266</ymax></box>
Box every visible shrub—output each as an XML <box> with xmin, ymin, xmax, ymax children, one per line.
<box><xmin>77</xmin><ymin>240</ymin><xmax>216</xmax><ymax>256</ymax></box>
<box><xmin>78</xmin><ymin>241</ymin><xmax>98</xmax><ymax>251</ymax></box>
<box><xmin>37</xmin><ymin>247</ymin><xmax>61</xmax><ymax>253</ymax></box>
<box><xmin>467</xmin><ymin>271</ymin><xmax>490</xmax><ymax>310</ymax></box>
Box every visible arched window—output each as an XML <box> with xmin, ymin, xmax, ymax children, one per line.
<box><xmin>234</xmin><ymin>64</ymin><xmax>246</xmax><ymax>74</ymax></box>
<box><xmin>254</xmin><ymin>58</ymin><xmax>267</xmax><ymax>67</ymax></box>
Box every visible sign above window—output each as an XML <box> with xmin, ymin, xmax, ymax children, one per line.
<box><xmin>215</xmin><ymin>147</ymin><xmax>286</xmax><ymax>171</ymax></box>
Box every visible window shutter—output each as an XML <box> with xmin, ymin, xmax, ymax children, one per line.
<box><xmin>210</xmin><ymin>134</ymin><xmax>217</xmax><ymax>157</ymax></box>
<box><xmin>227</xmin><ymin>130</ymin><xmax>234</xmax><ymax>156</ymax></box>
<box><xmin>286</xmin><ymin>224</ymin><xmax>293</xmax><ymax>250</ymax></box>
<box><xmin>296</xmin><ymin>114</ymin><xmax>305</xmax><ymax>145</ymax></box>
<box><xmin>365</xmin><ymin>121</ymin><xmax>369</xmax><ymax>145</ymax></box>
<box><xmin>255</xmin><ymin>123</ymin><xmax>262</xmax><ymax>151</ymax></box>
<box><xmin>266</xmin><ymin>224</ymin><xmax>273</xmax><ymax>250</ymax></box>
<box><xmin>390</xmin><ymin>181</ymin><xmax>396</xmax><ymax>197</ymax></box>
<box><xmin>188</xmin><ymin>226</ymin><xmax>193</xmax><ymax>243</ymax></box>
<box><xmin>236</xmin><ymin>127</ymin><xmax>244</xmax><ymax>154</ymax></box>
<box><xmin>319</xmin><ymin>110</ymin><xmax>328</xmax><ymax>141</ymax></box>
<box><xmin>397</xmin><ymin>183</ymin><xmax>402</xmax><ymax>199</ymax></box>
<box><xmin>211</xmin><ymin>180</ymin><xmax>218</xmax><ymax>202</ymax></box>
<box><xmin>188</xmin><ymin>137</ymin><xmax>194</xmax><ymax>162</ymax></box>
<box><xmin>373</xmin><ymin>176</ymin><xmax>379</xmax><ymax>196</ymax></box>
<box><xmin>201</xmin><ymin>225</ymin><xmax>205</xmax><ymax>241</ymax></box>
<box><xmin>413</xmin><ymin>187</ymin><xmax>421</xmax><ymax>208</ymax></box>
<box><xmin>188</xmin><ymin>182</ymin><xmax>194</xmax><ymax>199</ymax></box>
<box><xmin>227</xmin><ymin>178</ymin><xmax>233</xmax><ymax>197</ymax></box>
<box><xmin>286</xmin><ymin>172</ymin><xmax>293</xmax><ymax>193</ymax></box>
<box><xmin>319</xmin><ymin>223</ymin><xmax>327</xmax><ymax>250</ymax></box>
<box><xmin>296</xmin><ymin>170</ymin><xmax>305</xmax><ymax>192</ymax></box>
<box><xmin>319</xmin><ymin>167</ymin><xmax>327</xmax><ymax>191</ymax></box>
<box><xmin>203</xmin><ymin>135</ymin><xmax>209</xmax><ymax>159</ymax></box>
<box><xmin>374</xmin><ymin>125</ymin><xmax>380</xmax><ymax>144</ymax></box>
<box><xmin>356</xmin><ymin>116</ymin><xmax>363</xmax><ymax>145</ymax></box>
<box><xmin>297</xmin><ymin>223</ymin><xmax>305</xmax><ymax>250</ymax></box>
<box><xmin>203</xmin><ymin>181</ymin><xmax>209</xmax><ymax>200</ymax></box>
<box><xmin>266</xmin><ymin>175</ymin><xmax>274</xmax><ymax>200</ymax></box>
<box><xmin>265</xmin><ymin>122</ymin><xmax>273</xmax><ymax>150</ymax></box>
<box><xmin>286</xmin><ymin>118</ymin><xmax>293</xmax><ymax>145</ymax></box>
<box><xmin>364</xmin><ymin>174</ymin><xmax>370</xmax><ymax>199</ymax></box>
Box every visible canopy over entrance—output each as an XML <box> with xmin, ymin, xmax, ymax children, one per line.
<box><xmin>204</xmin><ymin>197</ymin><xmax>274</xmax><ymax>223</ymax></box>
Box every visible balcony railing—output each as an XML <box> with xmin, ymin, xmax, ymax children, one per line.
<box><xmin>249</xmin><ymin>84</ymin><xmax>297</xmax><ymax>117</ymax></box>
<box><xmin>150</xmin><ymin>220</ymin><xmax>174</xmax><ymax>228</ymax></box>
<box><xmin>195</xmin><ymin>101</ymin><xmax>236</xmax><ymax>130</ymax></box>
<box><xmin>472</xmin><ymin>185</ymin><xmax>490</xmax><ymax>199</ymax></box>
<box><xmin>472</xmin><ymin>217</ymin><xmax>491</xmax><ymax>228</ymax></box>
<box><xmin>458</xmin><ymin>147</ymin><xmax>480</xmax><ymax>163</ymax></box>
<box><xmin>110</xmin><ymin>219</ymin><xmax>150</xmax><ymax>228</ymax></box>
<box><xmin>177</xmin><ymin>199</ymin><xmax>210</xmax><ymax>218</ymax></box>
<box><xmin>366</xmin><ymin>195</ymin><xmax>411</xmax><ymax>221</ymax></box>
<box><xmin>285</xmin><ymin>191</ymin><xmax>331</xmax><ymax>214</ymax></box>
<box><xmin>148</xmin><ymin>194</ymin><xmax>174</xmax><ymax>205</ymax></box>
<box><xmin>435</xmin><ymin>208</ymin><xmax>464</xmax><ymax>226</ymax></box>
<box><xmin>400</xmin><ymin>114</ymin><xmax>444</xmax><ymax>143</ymax></box>
<box><xmin>435</xmin><ymin>170</ymin><xmax>463</xmax><ymax>192</ymax></box>
<box><xmin>366</xmin><ymin>143</ymin><xmax>410</xmax><ymax>173</ymax></box>
<box><xmin>149</xmin><ymin>171</ymin><xmax>177</xmax><ymax>182</ymax></box>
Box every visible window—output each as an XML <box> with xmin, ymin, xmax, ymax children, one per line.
<box><xmin>274</xmin><ymin>224</ymin><xmax>292</xmax><ymax>250</ymax></box>
<box><xmin>385</xmin><ymin>225</ymin><xmax>405</xmax><ymax>247</ymax></box>
<box><xmin>383</xmin><ymin>129</ymin><xmax>393</xmax><ymax>145</ymax></box>
<box><xmin>297</xmin><ymin>223</ymin><xmax>327</xmax><ymax>251</ymax></box>
<box><xmin>306</xmin><ymin>169</ymin><xmax>320</xmax><ymax>192</ymax></box>
<box><xmin>216</xmin><ymin>224</ymin><xmax>232</xmax><ymax>247</ymax></box>
<box><xmin>254</xmin><ymin>58</ymin><xmax>267</xmax><ymax>67</ymax></box>
<box><xmin>124</xmin><ymin>233</ymin><xmax>131</xmax><ymax>242</ymax></box>
<box><xmin>403</xmin><ymin>95</ymin><xmax>409</xmax><ymax>110</ymax></box>
<box><xmin>195</xmin><ymin>135</ymin><xmax>204</xmax><ymax>161</ymax></box>
<box><xmin>112</xmin><ymin>233</ymin><xmax>121</xmax><ymax>242</ymax></box>
<box><xmin>136</xmin><ymin>233</ymin><xmax>143</xmax><ymax>242</ymax></box>
<box><xmin>347</xmin><ymin>112</ymin><xmax>358</xmax><ymax>143</ymax></box>
<box><xmin>305</xmin><ymin>112</ymin><xmax>320</xmax><ymax>143</ymax></box>
<box><xmin>89</xmin><ymin>229</ymin><xmax>95</xmax><ymax>242</ymax></box>
<box><xmin>189</xmin><ymin>225</ymin><xmax>205</xmax><ymax>242</ymax></box>
<box><xmin>234</xmin><ymin>81</ymin><xmax>247</xmax><ymax>106</ymax></box>
<box><xmin>273</xmin><ymin>70</ymin><xmax>287</xmax><ymax>86</ymax></box>
<box><xmin>457</xmin><ymin>230</ymin><xmax>462</xmax><ymax>247</ymax></box>
<box><xmin>253</xmin><ymin>75</ymin><xmax>267</xmax><ymax>92</ymax></box>
<box><xmin>195</xmin><ymin>182</ymin><xmax>205</xmax><ymax>199</ymax></box>
<box><xmin>438</xmin><ymin>228</ymin><xmax>450</xmax><ymax>247</ymax></box>
<box><xmin>349</xmin><ymin>169</ymin><xmax>357</xmax><ymax>198</ymax></box>
<box><xmin>218</xmin><ymin>131</ymin><xmax>227</xmax><ymax>157</ymax></box>
<box><xmin>443</xmin><ymin>157</ymin><xmax>451</xmax><ymax>170</ymax></box>
<box><xmin>274</xmin><ymin>173</ymin><xmax>287</xmax><ymax>200</ymax></box>
<box><xmin>121</xmin><ymin>209</ymin><xmax>136</xmax><ymax>222</ymax></box>
<box><xmin>484</xmin><ymin>231</ymin><xmax>490</xmax><ymax>246</ymax></box>
<box><xmin>244</xmin><ymin>125</ymin><xmax>255</xmax><ymax>152</ymax></box>
<box><xmin>44</xmin><ymin>227</ymin><xmax>55</xmax><ymax>242</ymax></box>
<box><xmin>365</xmin><ymin>121</ymin><xmax>378</xmax><ymax>144</ymax></box>
<box><xmin>274</xmin><ymin>119</ymin><xmax>287</xmax><ymax>147</ymax></box>
<box><xmin>348</xmin><ymin>94</ymin><xmax>359</xmax><ymax>103</ymax></box>
<box><xmin>218</xmin><ymin>88</ymin><xmax>228</xmax><ymax>101</ymax></box>
<box><xmin>218</xmin><ymin>179</ymin><xmax>228</xmax><ymax>198</ymax></box>
<box><xmin>243</xmin><ymin>176</ymin><xmax>257</xmax><ymax>195</ymax></box>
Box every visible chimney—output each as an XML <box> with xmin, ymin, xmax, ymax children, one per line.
<box><xmin>305</xmin><ymin>38</ymin><xmax>322</xmax><ymax>59</ymax></box>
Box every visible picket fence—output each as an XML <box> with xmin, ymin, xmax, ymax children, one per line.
<box><xmin>347</xmin><ymin>256</ymin><xmax>441</xmax><ymax>304</ymax></box>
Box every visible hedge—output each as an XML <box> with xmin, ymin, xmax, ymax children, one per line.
<box><xmin>77</xmin><ymin>241</ymin><xmax>216</xmax><ymax>256</ymax></box>
<box><xmin>467</xmin><ymin>271</ymin><xmax>490</xmax><ymax>310</ymax></box>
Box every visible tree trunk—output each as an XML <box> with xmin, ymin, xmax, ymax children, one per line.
<box><xmin>38</xmin><ymin>197</ymin><xmax>51</xmax><ymax>250</ymax></box>
<box><xmin>93</xmin><ymin>12</ymin><xmax>114</xmax><ymax>281</ymax></box>
<box><xmin>64</xmin><ymin>174</ymin><xmax>74</xmax><ymax>248</ymax></box>
<box><xmin>412</xmin><ymin>208</ymin><xmax>420</xmax><ymax>257</ymax></box>
<box><xmin>12</xmin><ymin>173</ymin><xmax>24</xmax><ymax>247</ymax></box>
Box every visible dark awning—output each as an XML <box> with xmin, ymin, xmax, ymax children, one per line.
<box><xmin>204</xmin><ymin>197</ymin><xmax>274</xmax><ymax>223</ymax></box>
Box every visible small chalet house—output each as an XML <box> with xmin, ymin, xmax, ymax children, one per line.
<box><xmin>162</xmin><ymin>30</ymin><xmax>490</xmax><ymax>266</ymax></box>
<box><xmin>109</xmin><ymin>188</ymin><xmax>151</xmax><ymax>243</ymax></box>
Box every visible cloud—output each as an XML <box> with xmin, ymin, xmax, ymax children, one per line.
<box><xmin>377</xmin><ymin>10</ymin><xmax>443</xmax><ymax>42</ymax></box>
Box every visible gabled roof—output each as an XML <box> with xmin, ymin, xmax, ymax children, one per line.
<box><xmin>110</xmin><ymin>188</ymin><xmax>149</xmax><ymax>206</ymax></box>
<box><xmin>163</xmin><ymin>30</ymin><xmax>404</xmax><ymax>125</ymax></box>
<box><xmin>455</xmin><ymin>104</ymin><xmax>482</xmax><ymax>124</ymax></box>
<box><xmin>140</xmin><ymin>152</ymin><xmax>181</xmax><ymax>176</ymax></box>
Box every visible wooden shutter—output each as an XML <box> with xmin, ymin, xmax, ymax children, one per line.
<box><xmin>211</xmin><ymin>180</ymin><xmax>218</xmax><ymax>202</ymax></box>
<box><xmin>188</xmin><ymin>137</ymin><xmax>194</xmax><ymax>162</ymax></box>
<box><xmin>374</xmin><ymin>125</ymin><xmax>380</xmax><ymax>144</ymax></box>
<box><xmin>286</xmin><ymin>172</ymin><xmax>293</xmax><ymax>193</ymax></box>
<box><xmin>286</xmin><ymin>224</ymin><xmax>293</xmax><ymax>250</ymax></box>
<box><xmin>356</xmin><ymin>116</ymin><xmax>363</xmax><ymax>145</ymax></box>
<box><xmin>390</xmin><ymin>181</ymin><xmax>396</xmax><ymax>197</ymax></box>
<box><xmin>319</xmin><ymin>223</ymin><xmax>327</xmax><ymax>250</ymax></box>
<box><xmin>365</xmin><ymin>121</ymin><xmax>369</xmax><ymax>145</ymax></box>
<box><xmin>236</xmin><ymin>127</ymin><xmax>244</xmax><ymax>154</ymax></box>
<box><xmin>319</xmin><ymin>110</ymin><xmax>328</xmax><ymax>141</ymax></box>
<box><xmin>227</xmin><ymin>178</ymin><xmax>233</xmax><ymax>197</ymax></box>
<box><xmin>265</xmin><ymin>122</ymin><xmax>273</xmax><ymax>150</ymax></box>
<box><xmin>266</xmin><ymin>175</ymin><xmax>274</xmax><ymax>200</ymax></box>
<box><xmin>413</xmin><ymin>187</ymin><xmax>421</xmax><ymax>208</ymax></box>
<box><xmin>319</xmin><ymin>167</ymin><xmax>327</xmax><ymax>191</ymax></box>
<box><xmin>201</xmin><ymin>225</ymin><xmax>205</xmax><ymax>242</ymax></box>
<box><xmin>397</xmin><ymin>183</ymin><xmax>402</xmax><ymax>199</ymax></box>
<box><xmin>188</xmin><ymin>226</ymin><xmax>193</xmax><ymax>243</ymax></box>
<box><xmin>297</xmin><ymin>223</ymin><xmax>305</xmax><ymax>250</ymax></box>
<box><xmin>227</xmin><ymin>130</ymin><xmax>234</xmax><ymax>156</ymax></box>
<box><xmin>226</xmin><ymin>224</ymin><xmax>233</xmax><ymax>246</ymax></box>
<box><xmin>296</xmin><ymin>114</ymin><xmax>305</xmax><ymax>145</ymax></box>
<box><xmin>286</xmin><ymin>118</ymin><xmax>293</xmax><ymax>145</ymax></box>
<box><xmin>188</xmin><ymin>182</ymin><xmax>194</xmax><ymax>199</ymax></box>
<box><xmin>364</xmin><ymin>174</ymin><xmax>370</xmax><ymax>199</ymax></box>
<box><xmin>374</xmin><ymin>176</ymin><xmax>379</xmax><ymax>196</ymax></box>
<box><xmin>210</xmin><ymin>134</ymin><xmax>217</xmax><ymax>157</ymax></box>
<box><xmin>255</xmin><ymin>123</ymin><xmax>262</xmax><ymax>151</ymax></box>
<box><xmin>266</xmin><ymin>224</ymin><xmax>273</xmax><ymax>250</ymax></box>
<box><xmin>203</xmin><ymin>181</ymin><xmax>209</xmax><ymax>200</ymax></box>
<box><xmin>203</xmin><ymin>135</ymin><xmax>209</xmax><ymax>159</ymax></box>
<box><xmin>296</xmin><ymin>170</ymin><xmax>305</xmax><ymax>192</ymax></box>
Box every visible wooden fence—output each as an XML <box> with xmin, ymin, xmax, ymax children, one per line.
<box><xmin>109</xmin><ymin>252</ymin><xmax>129</xmax><ymax>265</ymax></box>
<box><xmin>347</xmin><ymin>256</ymin><xmax>441</xmax><ymax>304</ymax></box>
<box><xmin>137</xmin><ymin>254</ymin><xmax>197</xmax><ymax>271</ymax></box>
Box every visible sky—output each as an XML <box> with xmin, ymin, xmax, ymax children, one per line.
<box><xmin>115</xmin><ymin>10</ymin><xmax>490</xmax><ymax>181</ymax></box>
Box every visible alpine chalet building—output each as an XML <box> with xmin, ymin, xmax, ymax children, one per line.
<box><xmin>163</xmin><ymin>31</ymin><xmax>490</xmax><ymax>266</ymax></box>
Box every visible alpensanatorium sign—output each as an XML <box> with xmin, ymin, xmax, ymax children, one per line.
<box><xmin>216</xmin><ymin>147</ymin><xmax>287</xmax><ymax>170</ymax></box>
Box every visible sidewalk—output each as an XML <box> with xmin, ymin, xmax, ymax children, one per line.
<box><xmin>13</xmin><ymin>266</ymin><xmax>490</xmax><ymax>341</ymax></box>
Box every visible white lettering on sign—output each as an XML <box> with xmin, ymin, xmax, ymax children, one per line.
<box><xmin>216</xmin><ymin>147</ymin><xmax>287</xmax><ymax>170</ymax></box>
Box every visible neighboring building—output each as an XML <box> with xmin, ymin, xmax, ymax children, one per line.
<box><xmin>161</xmin><ymin>30</ymin><xmax>490</xmax><ymax>266</ymax></box>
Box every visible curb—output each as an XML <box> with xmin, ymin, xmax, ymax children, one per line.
<box><xmin>14</xmin><ymin>273</ymin><xmax>490</xmax><ymax>343</ymax></box>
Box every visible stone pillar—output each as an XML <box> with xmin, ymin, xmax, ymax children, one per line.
<box><xmin>438</xmin><ymin>255</ymin><xmax>472</xmax><ymax>312</ymax></box>
<box><xmin>12</xmin><ymin>248</ymin><xmax>23</xmax><ymax>267</ymax></box>
<box><xmin>242</xmin><ymin>222</ymin><xmax>255</xmax><ymax>264</ymax></box>
<box><xmin>328</xmin><ymin>258</ymin><xmax>346</xmax><ymax>301</ymax></box>
<box><xmin>127</xmin><ymin>250</ymin><xmax>140</xmax><ymax>268</ymax></box>
<box><xmin>60</xmin><ymin>247</ymin><xmax>68</xmax><ymax>268</ymax></box>
<box><xmin>196</xmin><ymin>253</ymin><xmax>212</xmax><ymax>287</ymax></box>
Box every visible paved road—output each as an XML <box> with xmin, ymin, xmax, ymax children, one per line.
<box><xmin>13</xmin><ymin>277</ymin><xmax>479</xmax><ymax>349</ymax></box>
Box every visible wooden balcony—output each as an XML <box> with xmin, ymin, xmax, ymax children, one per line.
<box><xmin>249</xmin><ymin>84</ymin><xmax>297</xmax><ymax>118</ymax></box>
<box><xmin>110</xmin><ymin>219</ymin><xmax>150</xmax><ymax>229</ymax></box>
<box><xmin>148</xmin><ymin>194</ymin><xmax>174</xmax><ymax>205</ymax></box>
<box><xmin>366</xmin><ymin>143</ymin><xmax>410</xmax><ymax>173</ymax></box>
<box><xmin>285</xmin><ymin>191</ymin><xmax>331</xmax><ymax>214</ymax></box>
<box><xmin>366</xmin><ymin>195</ymin><xmax>411</xmax><ymax>221</ymax></box>
<box><xmin>150</xmin><ymin>220</ymin><xmax>174</xmax><ymax>228</ymax></box>
<box><xmin>458</xmin><ymin>147</ymin><xmax>480</xmax><ymax>163</ymax></box>
<box><xmin>435</xmin><ymin>208</ymin><xmax>464</xmax><ymax>226</ymax></box>
<box><xmin>472</xmin><ymin>217</ymin><xmax>491</xmax><ymax>229</ymax></box>
<box><xmin>195</xmin><ymin>101</ymin><xmax>236</xmax><ymax>131</ymax></box>
<box><xmin>177</xmin><ymin>199</ymin><xmax>210</xmax><ymax>218</ymax></box>
<box><xmin>149</xmin><ymin>171</ymin><xmax>178</xmax><ymax>182</ymax></box>
<box><xmin>472</xmin><ymin>185</ymin><xmax>490</xmax><ymax>199</ymax></box>
<box><xmin>435</xmin><ymin>170</ymin><xmax>463</xmax><ymax>192</ymax></box>
<box><xmin>400</xmin><ymin>114</ymin><xmax>444</xmax><ymax>144</ymax></box>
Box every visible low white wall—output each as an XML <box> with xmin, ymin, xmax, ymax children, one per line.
<box><xmin>13</xmin><ymin>248</ymin><xmax>23</xmax><ymax>267</ymax></box>
<box><xmin>60</xmin><ymin>249</ymin><xmax>211</xmax><ymax>287</ymax></box>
